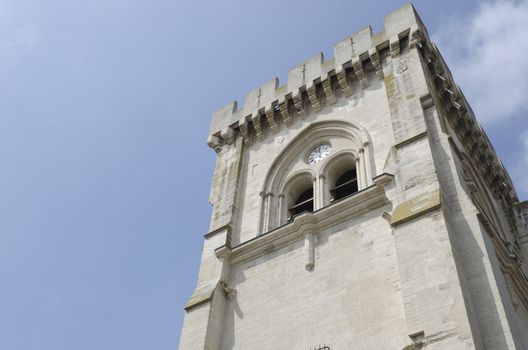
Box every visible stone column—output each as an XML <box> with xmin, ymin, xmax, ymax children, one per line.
<box><xmin>313</xmin><ymin>176</ymin><xmax>324</xmax><ymax>210</ymax></box>
<box><xmin>363</xmin><ymin>141</ymin><xmax>373</xmax><ymax>186</ymax></box>
<box><xmin>318</xmin><ymin>175</ymin><xmax>327</xmax><ymax>208</ymax></box>
<box><xmin>259</xmin><ymin>192</ymin><xmax>273</xmax><ymax>233</ymax></box>
<box><xmin>277</xmin><ymin>194</ymin><xmax>286</xmax><ymax>227</ymax></box>
<box><xmin>356</xmin><ymin>153</ymin><xmax>366</xmax><ymax>190</ymax></box>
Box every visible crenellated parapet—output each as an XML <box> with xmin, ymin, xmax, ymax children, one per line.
<box><xmin>207</xmin><ymin>3</ymin><xmax>426</xmax><ymax>151</ymax></box>
<box><xmin>206</xmin><ymin>2</ymin><xmax>517</xmax><ymax>210</ymax></box>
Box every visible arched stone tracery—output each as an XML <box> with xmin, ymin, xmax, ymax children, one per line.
<box><xmin>259</xmin><ymin>120</ymin><xmax>375</xmax><ymax>233</ymax></box>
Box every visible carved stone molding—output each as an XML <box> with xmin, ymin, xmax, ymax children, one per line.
<box><xmin>215</xmin><ymin>174</ymin><xmax>393</xmax><ymax>266</ymax></box>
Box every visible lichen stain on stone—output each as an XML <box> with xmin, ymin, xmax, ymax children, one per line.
<box><xmin>384</xmin><ymin>72</ymin><xmax>399</xmax><ymax>114</ymax></box>
<box><xmin>384</xmin><ymin>72</ymin><xmax>395</xmax><ymax>97</ymax></box>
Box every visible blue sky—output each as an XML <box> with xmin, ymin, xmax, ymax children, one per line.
<box><xmin>0</xmin><ymin>1</ymin><xmax>526</xmax><ymax>349</ymax></box>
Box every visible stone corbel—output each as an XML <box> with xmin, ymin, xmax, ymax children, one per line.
<box><xmin>207</xmin><ymin>134</ymin><xmax>223</xmax><ymax>153</ymax></box>
<box><xmin>435</xmin><ymin>73</ymin><xmax>447</xmax><ymax>88</ymax></box>
<box><xmin>352</xmin><ymin>57</ymin><xmax>368</xmax><ymax>88</ymax></box>
<box><xmin>450</xmin><ymin>85</ymin><xmax>466</xmax><ymax>113</ymax></box>
<box><xmin>292</xmin><ymin>91</ymin><xmax>306</xmax><ymax>119</ymax></box>
<box><xmin>220</xmin><ymin>280</ymin><xmax>237</xmax><ymax>301</ymax></box>
<box><xmin>321</xmin><ymin>76</ymin><xmax>337</xmax><ymax>105</ymax></box>
<box><xmin>390</xmin><ymin>35</ymin><xmax>400</xmax><ymax>57</ymax></box>
<box><xmin>304</xmin><ymin>232</ymin><xmax>315</xmax><ymax>271</ymax></box>
<box><xmin>300</xmin><ymin>219</ymin><xmax>317</xmax><ymax>271</ymax></box>
<box><xmin>238</xmin><ymin>120</ymin><xmax>250</xmax><ymax>143</ymax></box>
<box><xmin>264</xmin><ymin>106</ymin><xmax>279</xmax><ymax>133</ymax></box>
<box><xmin>335</xmin><ymin>66</ymin><xmax>353</xmax><ymax>97</ymax></box>
<box><xmin>251</xmin><ymin>112</ymin><xmax>264</xmax><ymax>139</ymax></box>
<box><xmin>368</xmin><ymin>48</ymin><xmax>384</xmax><ymax>79</ymax></box>
<box><xmin>409</xmin><ymin>28</ymin><xmax>424</xmax><ymax>49</ymax></box>
<box><xmin>306</xmin><ymin>82</ymin><xmax>321</xmax><ymax>112</ymax></box>
<box><xmin>220</xmin><ymin>126</ymin><xmax>235</xmax><ymax>145</ymax></box>
<box><xmin>278</xmin><ymin>97</ymin><xmax>293</xmax><ymax>127</ymax></box>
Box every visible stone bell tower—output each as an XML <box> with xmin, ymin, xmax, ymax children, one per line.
<box><xmin>178</xmin><ymin>4</ymin><xmax>528</xmax><ymax>350</ymax></box>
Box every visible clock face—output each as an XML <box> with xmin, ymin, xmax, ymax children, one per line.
<box><xmin>308</xmin><ymin>144</ymin><xmax>331</xmax><ymax>165</ymax></box>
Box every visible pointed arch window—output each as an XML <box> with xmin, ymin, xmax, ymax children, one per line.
<box><xmin>259</xmin><ymin>121</ymin><xmax>374</xmax><ymax>234</ymax></box>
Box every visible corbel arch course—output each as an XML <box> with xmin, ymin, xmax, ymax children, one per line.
<box><xmin>462</xmin><ymin>155</ymin><xmax>507</xmax><ymax>238</ymax></box>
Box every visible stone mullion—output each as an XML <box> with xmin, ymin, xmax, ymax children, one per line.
<box><xmin>355</xmin><ymin>157</ymin><xmax>364</xmax><ymax>191</ymax></box>
<box><xmin>317</xmin><ymin>175</ymin><xmax>327</xmax><ymax>209</ymax></box>
<box><xmin>369</xmin><ymin>47</ymin><xmax>384</xmax><ymax>79</ymax></box>
<box><xmin>313</xmin><ymin>176</ymin><xmax>323</xmax><ymax>210</ymax></box>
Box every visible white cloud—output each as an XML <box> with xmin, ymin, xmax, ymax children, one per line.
<box><xmin>433</xmin><ymin>0</ymin><xmax>528</xmax><ymax>125</ymax></box>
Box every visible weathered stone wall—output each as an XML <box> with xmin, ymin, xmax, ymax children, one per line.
<box><xmin>222</xmin><ymin>212</ymin><xmax>407</xmax><ymax>349</ymax></box>
<box><xmin>234</xmin><ymin>73</ymin><xmax>393</xmax><ymax>245</ymax></box>
<box><xmin>422</xmin><ymin>59</ymin><xmax>528</xmax><ymax>349</ymax></box>
<box><xmin>179</xmin><ymin>3</ymin><xmax>528</xmax><ymax>350</ymax></box>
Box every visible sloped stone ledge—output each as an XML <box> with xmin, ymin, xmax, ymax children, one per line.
<box><xmin>215</xmin><ymin>173</ymin><xmax>394</xmax><ymax>266</ymax></box>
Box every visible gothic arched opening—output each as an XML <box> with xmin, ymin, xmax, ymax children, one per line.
<box><xmin>288</xmin><ymin>187</ymin><xmax>314</xmax><ymax>217</ymax></box>
<box><xmin>260</xmin><ymin>121</ymin><xmax>374</xmax><ymax>232</ymax></box>
<box><xmin>331</xmin><ymin>168</ymin><xmax>358</xmax><ymax>201</ymax></box>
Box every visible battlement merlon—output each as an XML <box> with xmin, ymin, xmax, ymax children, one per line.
<box><xmin>207</xmin><ymin>3</ymin><xmax>426</xmax><ymax>149</ymax></box>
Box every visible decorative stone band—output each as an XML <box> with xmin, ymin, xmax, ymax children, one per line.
<box><xmin>215</xmin><ymin>173</ymin><xmax>394</xmax><ymax>267</ymax></box>
<box><xmin>207</xmin><ymin>3</ymin><xmax>426</xmax><ymax>151</ymax></box>
<box><xmin>391</xmin><ymin>189</ymin><xmax>441</xmax><ymax>226</ymax></box>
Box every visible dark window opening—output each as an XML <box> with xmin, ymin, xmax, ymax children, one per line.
<box><xmin>288</xmin><ymin>188</ymin><xmax>314</xmax><ymax>216</ymax></box>
<box><xmin>331</xmin><ymin>169</ymin><xmax>358</xmax><ymax>201</ymax></box>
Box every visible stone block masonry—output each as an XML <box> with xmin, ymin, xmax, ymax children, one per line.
<box><xmin>179</xmin><ymin>3</ymin><xmax>528</xmax><ymax>349</ymax></box>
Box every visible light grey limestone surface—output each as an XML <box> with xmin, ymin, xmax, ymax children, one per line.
<box><xmin>179</xmin><ymin>3</ymin><xmax>528</xmax><ymax>350</ymax></box>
